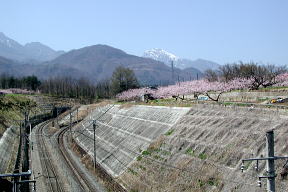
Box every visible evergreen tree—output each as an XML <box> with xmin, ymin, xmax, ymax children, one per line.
<box><xmin>110</xmin><ymin>66</ymin><xmax>139</xmax><ymax>95</ymax></box>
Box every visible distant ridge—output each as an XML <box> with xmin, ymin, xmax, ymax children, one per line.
<box><xmin>0</xmin><ymin>56</ymin><xmax>20</xmax><ymax>76</ymax></box>
<box><xmin>0</xmin><ymin>33</ymin><xmax>204</xmax><ymax>85</ymax></box>
<box><xmin>0</xmin><ymin>32</ymin><xmax>64</xmax><ymax>62</ymax></box>
<box><xmin>40</xmin><ymin>44</ymin><xmax>200</xmax><ymax>85</ymax></box>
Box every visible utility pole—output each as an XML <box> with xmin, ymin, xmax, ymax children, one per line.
<box><xmin>76</xmin><ymin>108</ymin><xmax>79</xmax><ymax>123</ymax></box>
<box><xmin>28</xmin><ymin>122</ymin><xmax>34</xmax><ymax>192</ymax></box>
<box><xmin>22</xmin><ymin>110</ymin><xmax>30</xmax><ymax>192</ymax></box>
<box><xmin>241</xmin><ymin>130</ymin><xmax>288</xmax><ymax>192</ymax></box>
<box><xmin>171</xmin><ymin>60</ymin><xmax>174</xmax><ymax>82</ymax></box>
<box><xmin>69</xmin><ymin>111</ymin><xmax>72</xmax><ymax>142</ymax></box>
<box><xmin>266</xmin><ymin>130</ymin><xmax>276</xmax><ymax>191</ymax></box>
<box><xmin>56</xmin><ymin>107</ymin><xmax>59</xmax><ymax>128</ymax></box>
<box><xmin>93</xmin><ymin>120</ymin><xmax>96</xmax><ymax>172</ymax></box>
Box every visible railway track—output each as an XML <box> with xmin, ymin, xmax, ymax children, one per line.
<box><xmin>57</xmin><ymin>126</ymin><xmax>96</xmax><ymax>192</ymax></box>
<box><xmin>36</xmin><ymin>121</ymin><xmax>64</xmax><ymax>192</ymax></box>
<box><xmin>34</xmin><ymin>106</ymin><xmax>101</xmax><ymax>192</ymax></box>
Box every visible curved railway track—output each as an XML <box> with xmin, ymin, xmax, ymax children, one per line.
<box><xmin>35</xmin><ymin>106</ymin><xmax>101</xmax><ymax>192</ymax></box>
<box><xmin>57</xmin><ymin>127</ymin><xmax>96</xmax><ymax>192</ymax></box>
<box><xmin>36</xmin><ymin>121</ymin><xmax>64</xmax><ymax>192</ymax></box>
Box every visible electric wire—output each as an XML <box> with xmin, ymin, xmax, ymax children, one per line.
<box><xmin>73</xmin><ymin>104</ymin><xmax>115</xmax><ymax>139</ymax></box>
<box><xmin>74</xmin><ymin>119</ymin><xmax>260</xmax><ymax>188</ymax></box>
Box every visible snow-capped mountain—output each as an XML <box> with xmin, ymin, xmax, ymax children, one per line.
<box><xmin>143</xmin><ymin>48</ymin><xmax>178</xmax><ymax>65</ymax></box>
<box><xmin>0</xmin><ymin>32</ymin><xmax>64</xmax><ymax>62</ymax></box>
<box><xmin>0</xmin><ymin>32</ymin><xmax>27</xmax><ymax>61</ymax></box>
<box><xmin>143</xmin><ymin>48</ymin><xmax>220</xmax><ymax>72</ymax></box>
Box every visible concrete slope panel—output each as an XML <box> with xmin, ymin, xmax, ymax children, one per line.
<box><xmin>73</xmin><ymin>104</ymin><xmax>190</xmax><ymax>177</ymax></box>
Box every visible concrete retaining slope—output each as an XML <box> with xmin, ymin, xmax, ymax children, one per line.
<box><xmin>119</xmin><ymin>104</ymin><xmax>288</xmax><ymax>192</ymax></box>
<box><xmin>73</xmin><ymin>104</ymin><xmax>190</xmax><ymax>177</ymax></box>
<box><xmin>204</xmin><ymin>90</ymin><xmax>288</xmax><ymax>102</ymax></box>
<box><xmin>0</xmin><ymin>126</ymin><xmax>20</xmax><ymax>173</ymax></box>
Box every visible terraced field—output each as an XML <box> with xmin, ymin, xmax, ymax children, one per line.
<box><xmin>119</xmin><ymin>104</ymin><xmax>288</xmax><ymax>192</ymax></box>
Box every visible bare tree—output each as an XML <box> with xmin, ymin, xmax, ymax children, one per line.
<box><xmin>204</xmin><ymin>69</ymin><xmax>218</xmax><ymax>82</ymax></box>
<box><xmin>218</xmin><ymin>62</ymin><xmax>287</xmax><ymax>89</ymax></box>
<box><xmin>40</xmin><ymin>76</ymin><xmax>97</xmax><ymax>100</ymax></box>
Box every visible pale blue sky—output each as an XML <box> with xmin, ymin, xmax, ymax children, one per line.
<box><xmin>1</xmin><ymin>0</ymin><xmax>287</xmax><ymax>65</ymax></box>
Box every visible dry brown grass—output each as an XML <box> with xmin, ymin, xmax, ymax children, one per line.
<box><xmin>148</xmin><ymin>135</ymin><xmax>165</xmax><ymax>151</ymax></box>
<box><xmin>78</xmin><ymin>101</ymin><xmax>114</xmax><ymax>119</ymax></box>
<box><xmin>47</xmin><ymin>124</ymin><xmax>60</xmax><ymax>135</ymax></box>
<box><xmin>119</xmin><ymin>102</ymin><xmax>135</xmax><ymax>109</ymax></box>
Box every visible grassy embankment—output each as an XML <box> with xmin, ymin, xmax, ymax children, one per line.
<box><xmin>0</xmin><ymin>94</ymin><xmax>39</xmax><ymax>136</ymax></box>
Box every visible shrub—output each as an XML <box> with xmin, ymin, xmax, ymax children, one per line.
<box><xmin>185</xmin><ymin>148</ymin><xmax>195</xmax><ymax>156</ymax></box>
<box><xmin>165</xmin><ymin>129</ymin><xmax>174</xmax><ymax>136</ymax></box>
<box><xmin>198</xmin><ymin>153</ymin><xmax>207</xmax><ymax>160</ymax></box>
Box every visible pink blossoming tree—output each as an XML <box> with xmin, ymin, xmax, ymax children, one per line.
<box><xmin>117</xmin><ymin>73</ymin><xmax>288</xmax><ymax>102</ymax></box>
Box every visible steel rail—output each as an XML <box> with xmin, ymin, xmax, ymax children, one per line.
<box><xmin>36</xmin><ymin>121</ymin><xmax>64</xmax><ymax>192</ymax></box>
<box><xmin>57</xmin><ymin>126</ymin><xmax>96</xmax><ymax>191</ymax></box>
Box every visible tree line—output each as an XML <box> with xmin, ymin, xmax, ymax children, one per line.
<box><xmin>205</xmin><ymin>62</ymin><xmax>287</xmax><ymax>89</ymax></box>
<box><xmin>0</xmin><ymin>66</ymin><xmax>139</xmax><ymax>100</ymax></box>
<box><xmin>0</xmin><ymin>74</ymin><xmax>41</xmax><ymax>91</ymax></box>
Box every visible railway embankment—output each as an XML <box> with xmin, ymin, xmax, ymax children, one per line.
<box><xmin>71</xmin><ymin>104</ymin><xmax>190</xmax><ymax>190</ymax></box>
<box><xmin>25</xmin><ymin>100</ymin><xmax>288</xmax><ymax>191</ymax></box>
<box><xmin>0</xmin><ymin>126</ymin><xmax>20</xmax><ymax>173</ymax></box>
<box><xmin>68</xmin><ymin>102</ymin><xmax>288</xmax><ymax>192</ymax></box>
<box><xmin>118</xmin><ymin>104</ymin><xmax>288</xmax><ymax>192</ymax></box>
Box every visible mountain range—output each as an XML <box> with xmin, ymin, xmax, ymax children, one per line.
<box><xmin>0</xmin><ymin>32</ymin><xmax>64</xmax><ymax>62</ymax></box>
<box><xmin>38</xmin><ymin>44</ymin><xmax>195</xmax><ymax>85</ymax></box>
<box><xmin>0</xmin><ymin>32</ymin><xmax>215</xmax><ymax>85</ymax></box>
<box><xmin>143</xmin><ymin>48</ymin><xmax>220</xmax><ymax>72</ymax></box>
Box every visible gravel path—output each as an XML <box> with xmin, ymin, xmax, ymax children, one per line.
<box><xmin>61</xmin><ymin>129</ymin><xmax>107</xmax><ymax>192</ymax></box>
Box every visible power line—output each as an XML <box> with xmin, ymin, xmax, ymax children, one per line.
<box><xmin>73</xmin><ymin>104</ymin><xmax>115</xmax><ymax>139</ymax></box>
